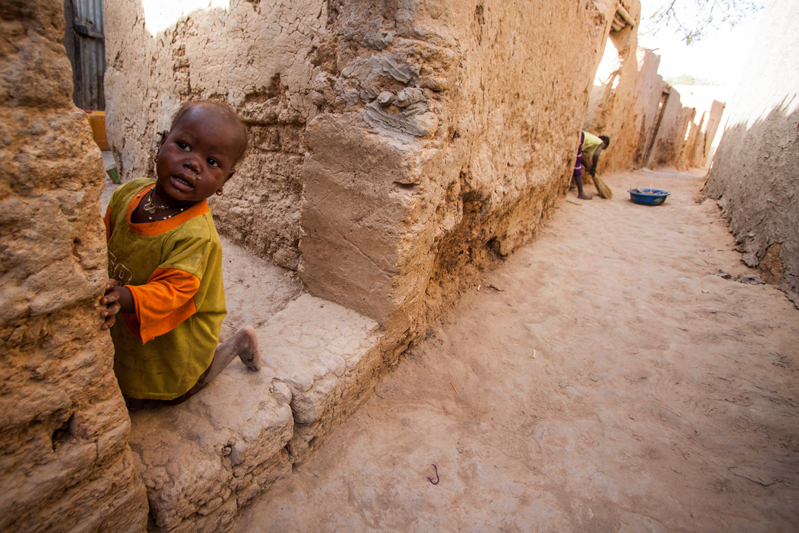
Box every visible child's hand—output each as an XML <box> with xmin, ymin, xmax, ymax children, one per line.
<box><xmin>100</xmin><ymin>279</ymin><xmax>122</xmax><ymax>330</ymax></box>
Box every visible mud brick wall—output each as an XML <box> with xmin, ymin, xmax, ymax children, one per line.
<box><xmin>584</xmin><ymin>36</ymin><xmax>704</xmax><ymax>173</ymax></box>
<box><xmin>631</xmin><ymin>49</ymin><xmax>666</xmax><ymax>168</ymax></box>
<box><xmin>0</xmin><ymin>0</ymin><xmax>148</xmax><ymax>530</ymax></box>
<box><xmin>646</xmin><ymin>87</ymin><xmax>690</xmax><ymax>168</ymax></box>
<box><xmin>690</xmin><ymin>99</ymin><xmax>725</xmax><ymax>168</ymax></box>
<box><xmin>581</xmin><ymin>2</ymin><xmax>650</xmax><ymax>175</ymax></box>
<box><xmin>103</xmin><ymin>0</ymin><xmax>327</xmax><ymax>271</ymax></box>
<box><xmin>298</xmin><ymin>0</ymin><xmax>627</xmax><ymax>339</ymax></box>
<box><xmin>104</xmin><ymin>0</ymin><xmax>632</xmax><ymax>344</ymax></box>
<box><xmin>704</xmin><ymin>0</ymin><xmax>799</xmax><ymax>306</ymax></box>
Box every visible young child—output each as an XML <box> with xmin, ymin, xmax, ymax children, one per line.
<box><xmin>99</xmin><ymin>100</ymin><xmax>260</xmax><ymax>404</ymax></box>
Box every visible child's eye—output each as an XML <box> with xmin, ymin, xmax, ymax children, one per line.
<box><xmin>207</xmin><ymin>158</ymin><xmax>220</xmax><ymax>168</ymax></box>
<box><xmin>177</xmin><ymin>141</ymin><xmax>190</xmax><ymax>151</ymax></box>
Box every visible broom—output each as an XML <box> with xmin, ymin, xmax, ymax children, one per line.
<box><xmin>590</xmin><ymin>170</ymin><xmax>613</xmax><ymax>199</ymax></box>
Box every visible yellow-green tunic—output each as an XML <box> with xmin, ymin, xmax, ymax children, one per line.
<box><xmin>105</xmin><ymin>178</ymin><xmax>226</xmax><ymax>400</ymax></box>
<box><xmin>582</xmin><ymin>132</ymin><xmax>603</xmax><ymax>157</ymax></box>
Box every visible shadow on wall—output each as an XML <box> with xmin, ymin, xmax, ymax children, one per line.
<box><xmin>704</xmin><ymin>101</ymin><xmax>799</xmax><ymax>307</ymax></box>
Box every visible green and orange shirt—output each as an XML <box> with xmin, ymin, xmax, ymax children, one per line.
<box><xmin>104</xmin><ymin>178</ymin><xmax>226</xmax><ymax>400</ymax></box>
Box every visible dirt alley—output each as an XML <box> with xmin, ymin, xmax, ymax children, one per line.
<box><xmin>232</xmin><ymin>168</ymin><xmax>799</xmax><ymax>532</ymax></box>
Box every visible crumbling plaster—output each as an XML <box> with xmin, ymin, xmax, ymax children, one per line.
<box><xmin>0</xmin><ymin>0</ymin><xmax>148</xmax><ymax>530</ymax></box>
<box><xmin>704</xmin><ymin>0</ymin><xmax>799</xmax><ymax>306</ymax></box>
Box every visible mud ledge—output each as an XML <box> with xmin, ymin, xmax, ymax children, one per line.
<box><xmin>128</xmin><ymin>294</ymin><xmax>386</xmax><ymax>532</ymax></box>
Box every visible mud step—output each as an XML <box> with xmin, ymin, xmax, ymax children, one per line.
<box><xmin>128</xmin><ymin>293</ymin><xmax>382</xmax><ymax>533</ymax></box>
<box><xmin>217</xmin><ymin>235</ymin><xmax>302</xmax><ymax>342</ymax></box>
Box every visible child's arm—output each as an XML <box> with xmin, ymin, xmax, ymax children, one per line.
<box><xmin>100</xmin><ymin>271</ymin><xmax>200</xmax><ymax>339</ymax></box>
<box><xmin>104</xmin><ymin>227</ymin><xmax>214</xmax><ymax>341</ymax></box>
<box><xmin>124</xmin><ymin>269</ymin><xmax>201</xmax><ymax>343</ymax></box>
<box><xmin>100</xmin><ymin>279</ymin><xmax>134</xmax><ymax>330</ymax></box>
<box><xmin>590</xmin><ymin>146</ymin><xmax>604</xmax><ymax>175</ymax></box>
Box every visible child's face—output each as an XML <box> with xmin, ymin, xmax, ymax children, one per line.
<box><xmin>155</xmin><ymin>106</ymin><xmax>241</xmax><ymax>205</ymax></box>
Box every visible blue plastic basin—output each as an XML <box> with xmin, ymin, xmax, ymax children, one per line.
<box><xmin>628</xmin><ymin>188</ymin><xmax>671</xmax><ymax>206</ymax></box>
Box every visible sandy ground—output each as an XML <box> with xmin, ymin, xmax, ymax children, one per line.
<box><xmin>231</xmin><ymin>169</ymin><xmax>799</xmax><ymax>532</ymax></box>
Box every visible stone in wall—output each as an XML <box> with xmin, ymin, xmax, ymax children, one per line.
<box><xmin>0</xmin><ymin>0</ymin><xmax>148</xmax><ymax>530</ymax></box>
<box><xmin>704</xmin><ymin>0</ymin><xmax>799</xmax><ymax>306</ymax></box>
<box><xmin>103</xmin><ymin>0</ymin><xmax>327</xmax><ymax>270</ymax></box>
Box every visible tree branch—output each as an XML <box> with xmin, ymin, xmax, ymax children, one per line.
<box><xmin>645</xmin><ymin>0</ymin><xmax>763</xmax><ymax>45</ymax></box>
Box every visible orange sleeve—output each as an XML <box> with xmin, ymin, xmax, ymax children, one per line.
<box><xmin>104</xmin><ymin>205</ymin><xmax>112</xmax><ymax>241</ymax></box>
<box><xmin>126</xmin><ymin>268</ymin><xmax>201</xmax><ymax>344</ymax></box>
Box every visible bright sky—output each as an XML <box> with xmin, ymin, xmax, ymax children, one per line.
<box><xmin>141</xmin><ymin>0</ymin><xmax>229</xmax><ymax>34</ymax></box>
<box><xmin>637</xmin><ymin>1</ymin><xmax>763</xmax><ymax>87</ymax></box>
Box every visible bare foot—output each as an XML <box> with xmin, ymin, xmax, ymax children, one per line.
<box><xmin>175</xmin><ymin>325</ymin><xmax>263</xmax><ymax>401</ymax></box>
<box><xmin>578</xmin><ymin>193</ymin><xmax>593</xmax><ymax>200</ymax></box>
<box><xmin>232</xmin><ymin>325</ymin><xmax>261</xmax><ymax>371</ymax></box>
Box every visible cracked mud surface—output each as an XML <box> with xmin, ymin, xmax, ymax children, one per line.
<box><xmin>238</xmin><ymin>168</ymin><xmax>797</xmax><ymax>531</ymax></box>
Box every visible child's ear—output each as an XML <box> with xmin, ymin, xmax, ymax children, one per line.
<box><xmin>159</xmin><ymin>130</ymin><xmax>169</xmax><ymax>148</ymax></box>
<box><xmin>215</xmin><ymin>171</ymin><xmax>235</xmax><ymax>196</ymax></box>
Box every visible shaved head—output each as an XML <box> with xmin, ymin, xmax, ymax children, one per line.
<box><xmin>170</xmin><ymin>100</ymin><xmax>249</xmax><ymax>165</ymax></box>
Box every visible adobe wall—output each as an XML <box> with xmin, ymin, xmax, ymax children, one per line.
<box><xmin>646</xmin><ymin>87</ymin><xmax>691</xmax><ymax>168</ymax></box>
<box><xmin>632</xmin><ymin>49</ymin><xmax>665</xmax><ymax>168</ymax></box>
<box><xmin>103</xmin><ymin>0</ymin><xmax>631</xmax><ymax>332</ymax></box>
<box><xmin>103</xmin><ymin>0</ymin><xmax>327</xmax><ymax>270</ymax></box>
<box><xmin>0</xmin><ymin>0</ymin><xmax>148</xmax><ymax>530</ymax></box>
<box><xmin>679</xmin><ymin>113</ymin><xmax>701</xmax><ymax>170</ymax></box>
<box><xmin>581</xmin><ymin>3</ymin><xmax>651</xmax><ymax>175</ymax></box>
<box><xmin>584</xmin><ymin>41</ymin><xmax>713</xmax><ymax>173</ymax></box>
<box><xmin>299</xmin><ymin>0</ymin><xmax>626</xmax><ymax>335</ymax></box>
<box><xmin>696</xmin><ymin>99</ymin><xmax>725</xmax><ymax>167</ymax></box>
<box><xmin>665</xmin><ymin>87</ymin><xmax>728</xmax><ymax>170</ymax></box>
<box><xmin>584</xmin><ymin>41</ymin><xmax>695</xmax><ymax>173</ymax></box>
<box><xmin>704</xmin><ymin>0</ymin><xmax>799</xmax><ymax>306</ymax></box>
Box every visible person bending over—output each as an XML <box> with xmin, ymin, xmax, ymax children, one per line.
<box><xmin>99</xmin><ymin>100</ymin><xmax>260</xmax><ymax>406</ymax></box>
<box><xmin>573</xmin><ymin>132</ymin><xmax>590</xmax><ymax>199</ymax></box>
<box><xmin>579</xmin><ymin>131</ymin><xmax>610</xmax><ymax>198</ymax></box>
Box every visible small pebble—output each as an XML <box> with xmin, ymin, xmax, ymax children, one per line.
<box><xmin>377</xmin><ymin>91</ymin><xmax>394</xmax><ymax>106</ymax></box>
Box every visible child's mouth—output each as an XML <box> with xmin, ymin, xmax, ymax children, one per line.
<box><xmin>171</xmin><ymin>175</ymin><xmax>194</xmax><ymax>191</ymax></box>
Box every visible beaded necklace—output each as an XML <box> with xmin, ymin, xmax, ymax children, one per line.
<box><xmin>142</xmin><ymin>189</ymin><xmax>186</xmax><ymax>221</ymax></box>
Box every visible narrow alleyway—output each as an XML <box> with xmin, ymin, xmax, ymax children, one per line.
<box><xmin>232</xmin><ymin>169</ymin><xmax>799</xmax><ymax>532</ymax></box>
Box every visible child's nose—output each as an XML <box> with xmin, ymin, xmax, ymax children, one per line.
<box><xmin>184</xmin><ymin>158</ymin><xmax>200</xmax><ymax>174</ymax></box>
